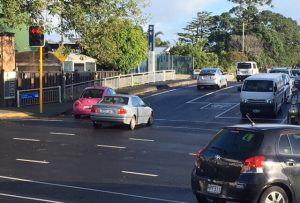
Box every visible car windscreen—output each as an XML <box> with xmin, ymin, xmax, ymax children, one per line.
<box><xmin>199</xmin><ymin>69</ymin><xmax>216</xmax><ymax>76</ymax></box>
<box><xmin>292</xmin><ymin>69</ymin><xmax>300</xmax><ymax>76</ymax></box>
<box><xmin>206</xmin><ymin>129</ymin><xmax>264</xmax><ymax>159</ymax></box>
<box><xmin>270</xmin><ymin>69</ymin><xmax>288</xmax><ymax>74</ymax></box>
<box><xmin>81</xmin><ymin>89</ymin><xmax>103</xmax><ymax>98</ymax></box>
<box><xmin>242</xmin><ymin>80</ymin><xmax>273</xmax><ymax>92</ymax></box>
<box><xmin>237</xmin><ymin>63</ymin><xmax>251</xmax><ymax>69</ymax></box>
<box><xmin>101</xmin><ymin>96</ymin><xmax>129</xmax><ymax>105</ymax></box>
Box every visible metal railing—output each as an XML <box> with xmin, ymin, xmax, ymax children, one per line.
<box><xmin>17</xmin><ymin>86</ymin><xmax>61</xmax><ymax>107</ymax></box>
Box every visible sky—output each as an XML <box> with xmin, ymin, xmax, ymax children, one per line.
<box><xmin>142</xmin><ymin>0</ymin><xmax>300</xmax><ymax>44</ymax></box>
<box><xmin>46</xmin><ymin>0</ymin><xmax>300</xmax><ymax>44</ymax></box>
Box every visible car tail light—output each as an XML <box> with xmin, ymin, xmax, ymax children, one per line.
<box><xmin>74</xmin><ymin>101</ymin><xmax>81</xmax><ymax>106</ymax></box>
<box><xmin>118</xmin><ymin>108</ymin><xmax>127</xmax><ymax>115</ymax></box>
<box><xmin>91</xmin><ymin>107</ymin><xmax>99</xmax><ymax>113</ymax></box>
<box><xmin>195</xmin><ymin>149</ymin><xmax>203</xmax><ymax>168</ymax></box>
<box><xmin>241</xmin><ymin>155</ymin><xmax>265</xmax><ymax>174</ymax></box>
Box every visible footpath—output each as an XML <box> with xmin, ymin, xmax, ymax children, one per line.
<box><xmin>0</xmin><ymin>76</ymin><xmax>197</xmax><ymax>119</ymax></box>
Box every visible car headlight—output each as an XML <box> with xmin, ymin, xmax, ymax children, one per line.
<box><xmin>241</xmin><ymin>99</ymin><xmax>248</xmax><ymax>103</ymax></box>
<box><xmin>289</xmin><ymin>107</ymin><xmax>298</xmax><ymax>114</ymax></box>
<box><xmin>265</xmin><ymin>99</ymin><xmax>274</xmax><ymax>104</ymax></box>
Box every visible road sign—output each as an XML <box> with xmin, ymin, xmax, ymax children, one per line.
<box><xmin>54</xmin><ymin>45</ymin><xmax>68</xmax><ymax>62</ymax></box>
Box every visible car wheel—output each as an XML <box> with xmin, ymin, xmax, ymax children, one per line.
<box><xmin>196</xmin><ymin>195</ymin><xmax>209</xmax><ymax>203</ymax></box>
<box><xmin>237</xmin><ymin>79</ymin><xmax>240</xmax><ymax>82</ymax></box>
<box><xmin>197</xmin><ymin>85</ymin><xmax>201</xmax><ymax>90</ymax></box>
<box><xmin>147</xmin><ymin>113</ymin><xmax>154</xmax><ymax>126</ymax></box>
<box><xmin>93</xmin><ymin>121</ymin><xmax>102</xmax><ymax>129</ymax></box>
<box><xmin>224</xmin><ymin>80</ymin><xmax>228</xmax><ymax>87</ymax></box>
<box><xmin>129</xmin><ymin>116</ymin><xmax>136</xmax><ymax>130</ymax></box>
<box><xmin>260</xmin><ymin>186</ymin><xmax>288</xmax><ymax>203</ymax></box>
<box><xmin>74</xmin><ymin>114</ymin><xmax>80</xmax><ymax>119</ymax></box>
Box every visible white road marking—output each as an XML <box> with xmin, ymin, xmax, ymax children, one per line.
<box><xmin>217</xmin><ymin>116</ymin><xmax>286</xmax><ymax>121</ymax></box>
<box><xmin>189</xmin><ymin>153</ymin><xmax>196</xmax><ymax>156</ymax></box>
<box><xmin>129</xmin><ymin>138</ymin><xmax>154</xmax><ymax>142</ymax></box>
<box><xmin>50</xmin><ymin>132</ymin><xmax>75</xmax><ymax>136</ymax></box>
<box><xmin>96</xmin><ymin>144</ymin><xmax>126</xmax><ymax>149</ymax></box>
<box><xmin>121</xmin><ymin>171</ymin><xmax>158</xmax><ymax>177</ymax></box>
<box><xmin>143</xmin><ymin>89</ymin><xmax>177</xmax><ymax>99</ymax></box>
<box><xmin>0</xmin><ymin>176</ymin><xmax>187</xmax><ymax>203</ymax></box>
<box><xmin>22</xmin><ymin>118</ymin><xmax>64</xmax><ymax>122</ymax></box>
<box><xmin>0</xmin><ymin>193</ymin><xmax>63</xmax><ymax>203</ymax></box>
<box><xmin>281</xmin><ymin>117</ymin><xmax>287</xmax><ymax>124</ymax></box>
<box><xmin>16</xmin><ymin>159</ymin><xmax>49</xmax><ymax>164</ymax></box>
<box><xmin>186</xmin><ymin>85</ymin><xmax>238</xmax><ymax>103</ymax></box>
<box><xmin>154</xmin><ymin>125</ymin><xmax>218</xmax><ymax>132</ymax></box>
<box><xmin>155</xmin><ymin>118</ymin><xmax>234</xmax><ymax>125</ymax></box>
<box><xmin>215</xmin><ymin>103</ymin><xmax>240</xmax><ymax>118</ymax></box>
<box><xmin>200</xmin><ymin>103</ymin><xmax>211</xmax><ymax>109</ymax></box>
<box><xmin>13</xmin><ymin>138</ymin><xmax>40</xmax><ymax>142</ymax></box>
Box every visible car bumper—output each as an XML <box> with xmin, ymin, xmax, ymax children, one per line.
<box><xmin>240</xmin><ymin>102</ymin><xmax>275</xmax><ymax>114</ymax></box>
<box><xmin>191</xmin><ymin>167</ymin><xmax>262</xmax><ymax>203</ymax></box>
<box><xmin>90</xmin><ymin>115</ymin><xmax>132</xmax><ymax>125</ymax></box>
<box><xmin>197</xmin><ymin>80</ymin><xmax>219</xmax><ymax>86</ymax></box>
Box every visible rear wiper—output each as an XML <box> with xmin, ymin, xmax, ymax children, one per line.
<box><xmin>210</xmin><ymin>146</ymin><xmax>227</xmax><ymax>155</ymax></box>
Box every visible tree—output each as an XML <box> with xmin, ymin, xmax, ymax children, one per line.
<box><xmin>155</xmin><ymin>31</ymin><xmax>170</xmax><ymax>47</ymax></box>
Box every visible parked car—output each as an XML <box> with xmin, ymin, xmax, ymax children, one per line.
<box><xmin>270</xmin><ymin>67</ymin><xmax>294</xmax><ymax>78</ymax></box>
<box><xmin>191</xmin><ymin>123</ymin><xmax>300</xmax><ymax>203</ymax></box>
<box><xmin>90</xmin><ymin>95</ymin><xmax>153</xmax><ymax>130</ymax></box>
<box><xmin>197</xmin><ymin>68</ymin><xmax>227</xmax><ymax>90</ymax></box>
<box><xmin>73</xmin><ymin>87</ymin><xmax>116</xmax><ymax>118</ymax></box>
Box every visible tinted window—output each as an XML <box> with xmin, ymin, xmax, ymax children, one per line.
<box><xmin>242</xmin><ymin>80</ymin><xmax>273</xmax><ymax>92</ymax></box>
<box><xmin>206</xmin><ymin>129</ymin><xmax>264</xmax><ymax>159</ymax></box>
<box><xmin>289</xmin><ymin>134</ymin><xmax>300</xmax><ymax>154</ymax></box>
<box><xmin>199</xmin><ymin>69</ymin><xmax>216</xmax><ymax>75</ymax></box>
<box><xmin>270</xmin><ymin>69</ymin><xmax>288</xmax><ymax>74</ymax></box>
<box><xmin>279</xmin><ymin>135</ymin><xmax>292</xmax><ymax>155</ymax></box>
<box><xmin>81</xmin><ymin>89</ymin><xmax>103</xmax><ymax>98</ymax></box>
<box><xmin>101</xmin><ymin>96</ymin><xmax>128</xmax><ymax>104</ymax></box>
<box><xmin>237</xmin><ymin>63</ymin><xmax>251</xmax><ymax>69</ymax></box>
<box><xmin>292</xmin><ymin>69</ymin><xmax>300</xmax><ymax>76</ymax></box>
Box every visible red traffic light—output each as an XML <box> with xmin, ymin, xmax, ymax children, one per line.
<box><xmin>29</xmin><ymin>26</ymin><xmax>45</xmax><ymax>47</ymax></box>
<box><xmin>30</xmin><ymin>28</ymin><xmax>41</xmax><ymax>35</ymax></box>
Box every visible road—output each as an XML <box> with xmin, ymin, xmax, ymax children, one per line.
<box><xmin>0</xmin><ymin>82</ymin><xmax>290</xmax><ymax>203</ymax></box>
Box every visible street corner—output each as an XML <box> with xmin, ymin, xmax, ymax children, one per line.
<box><xmin>0</xmin><ymin>111</ymin><xmax>32</xmax><ymax>119</ymax></box>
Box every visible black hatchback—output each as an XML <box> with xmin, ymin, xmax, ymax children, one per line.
<box><xmin>191</xmin><ymin>124</ymin><xmax>300</xmax><ymax>203</ymax></box>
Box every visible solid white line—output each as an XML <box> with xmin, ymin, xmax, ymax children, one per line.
<box><xmin>155</xmin><ymin>118</ymin><xmax>234</xmax><ymax>125</ymax></box>
<box><xmin>129</xmin><ymin>138</ymin><xmax>154</xmax><ymax>142</ymax></box>
<box><xmin>143</xmin><ymin>89</ymin><xmax>177</xmax><ymax>99</ymax></box>
<box><xmin>215</xmin><ymin>103</ymin><xmax>240</xmax><ymax>118</ymax></box>
<box><xmin>216</xmin><ymin>116</ymin><xmax>285</xmax><ymax>121</ymax></box>
<box><xmin>50</xmin><ymin>132</ymin><xmax>75</xmax><ymax>136</ymax></box>
<box><xmin>13</xmin><ymin>138</ymin><xmax>40</xmax><ymax>142</ymax></box>
<box><xmin>154</xmin><ymin>125</ymin><xmax>218</xmax><ymax>132</ymax></box>
<box><xmin>16</xmin><ymin>159</ymin><xmax>49</xmax><ymax>164</ymax></box>
<box><xmin>96</xmin><ymin>144</ymin><xmax>126</xmax><ymax>149</ymax></box>
<box><xmin>200</xmin><ymin>103</ymin><xmax>211</xmax><ymax>109</ymax></box>
<box><xmin>0</xmin><ymin>176</ymin><xmax>187</xmax><ymax>203</ymax></box>
<box><xmin>121</xmin><ymin>171</ymin><xmax>158</xmax><ymax>177</ymax></box>
<box><xmin>186</xmin><ymin>85</ymin><xmax>238</xmax><ymax>103</ymax></box>
<box><xmin>0</xmin><ymin>193</ymin><xmax>63</xmax><ymax>203</ymax></box>
<box><xmin>23</xmin><ymin>118</ymin><xmax>64</xmax><ymax>122</ymax></box>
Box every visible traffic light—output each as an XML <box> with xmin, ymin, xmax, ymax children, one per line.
<box><xmin>29</xmin><ymin>26</ymin><xmax>45</xmax><ymax>47</ymax></box>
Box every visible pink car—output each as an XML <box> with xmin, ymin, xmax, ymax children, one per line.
<box><xmin>73</xmin><ymin>87</ymin><xmax>115</xmax><ymax>118</ymax></box>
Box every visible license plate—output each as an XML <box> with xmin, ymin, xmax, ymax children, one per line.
<box><xmin>252</xmin><ymin>109</ymin><xmax>260</xmax><ymax>113</ymax></box>
<box><xmin>207</xmin><ymin>183</ymin><xmax>222</xmax><ymax>194</ymax></box>
<box><xmin>101</xmin><ymin>109</ymin><xmax>112</xmax><ymax>114</ymax></box>
<box><xmin>83</xmin><ymin>106</ymin><xmax>92</xmax><ymax>109</ymax></box>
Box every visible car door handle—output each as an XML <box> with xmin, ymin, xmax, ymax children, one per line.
<box><xmin>285</xmin><ymin>159</ymin><xmax>295</xmax><ymax>166</ymax></box>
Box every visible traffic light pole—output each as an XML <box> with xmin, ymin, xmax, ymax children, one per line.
<box><xmin>39</xmin><ymin>46</ymin><xmax>43</xmax><ymax>113</ymax></box>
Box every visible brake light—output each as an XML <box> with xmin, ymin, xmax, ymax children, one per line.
<box><xmin>91</xmin><ymin>107</ymin><xmax>99</xmax><ymax>113</ymax></box>
<box><xmin>118</xmin><ymin>108</ymin><xmax>127</xmax><ymax>115</ymax></box>
<box><xmin>195</xmin><ymin>149</ymin><xmax>203</xmax><ymax>168</ymax></box>
<box><xmin>241</xmin><ymin>155</ymin><xmax>265</xmax><ymax>174</ymax></box>
<box><xmin>74</xmin><ymin>101</ymin><xmax>81</xmax><ymax>106</ymax></box>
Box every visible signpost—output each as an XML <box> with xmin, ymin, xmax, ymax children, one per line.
<box><xmin>4</xmin><ymin>72</ymin><xmax>16</xmax><ymax>99</ymax></box>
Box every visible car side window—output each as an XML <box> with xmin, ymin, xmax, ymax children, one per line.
<box><xmin>137</xmin><ymin>97</ymin><xmax>145</xmax><ymax>106</ymax></box>
<box><xmin>132</xmin><ymin>97</ymin><xmax>140</xmax><ymax>107</ymax></box>
<box><xmin>278</xmin><ymin>135</ymin><xmax>292</xmax><ymax>155</ymax></box>
<box><xmin>288</xmin><ymin>134</ymin><xmax>300</xmax><ymax>154</ymax></box>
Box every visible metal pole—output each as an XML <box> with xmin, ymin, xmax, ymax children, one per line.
<box><xmin>39</xmin><ymin>46</ymin><xmax>43</xmax><ymax>113</ymax></box>
<box><xmin>242</xmin><ymin>22</ymin><xmax>245</xmax><ymax>53</ymax></box>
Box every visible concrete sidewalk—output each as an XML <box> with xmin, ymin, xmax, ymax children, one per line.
<box><xmin>0</xmin><ymin>77</ymin><xmax>197</xmax><ymax>119</ymax></box>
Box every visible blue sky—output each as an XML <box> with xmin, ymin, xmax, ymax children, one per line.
<box><xmin>143</xmin><ymin>0</ymin><xmax>300</xmax><ymax>44</ymax></box>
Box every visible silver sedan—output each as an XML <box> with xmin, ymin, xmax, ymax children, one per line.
<box><xmin>90</xmin><ymin>94</ymin><xmax>153</xmax><ymax>130</ymax></box>
<box><xmin>197</xmin><ymin>68</ymin><xmax>227</xmax><ymax>90</ymax></box>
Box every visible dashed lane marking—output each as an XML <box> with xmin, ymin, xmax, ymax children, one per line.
<box><xmin>96</xmin><ymin>144</ymin><xmax>126</xmax><ymax>149</ymax></box>
<box><xmin>121</xmin><ymin>171</ymin><xmax>158</xmax><ymax>177</ymax></box>
<box><xmin>13</xmin><ymin>138</ymin><xmax>40</xmax><ymax>142</ymax></box>
<box><xmin>0</xmin><ymin>193</ymin><xmax>63</xmax><ymax>203</ymax></box>
<box><xmin>16</xmin><ymin>159</ymin><xmax>49</xmax><ymax>164</ymax></box>
<box><xmin>50</xmin><ymin>132</ymin><xmax>75</xmax><ymax>136</ymax></box>
<box><xmin>129</xmin><ymin>138</ymin><xmax>154</xmax><ymax>142</ymax></box>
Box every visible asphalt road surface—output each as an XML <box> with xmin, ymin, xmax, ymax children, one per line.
<box><xmin>0</xmin><ymin>82</ymin><xmax>290</xmax><ymax>203</ymax></box>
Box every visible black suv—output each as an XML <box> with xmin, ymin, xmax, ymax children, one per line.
<box><xmin>191</xmin><ymin>124</ymin><xmax>300</xmax><ymax>203</ymax></box>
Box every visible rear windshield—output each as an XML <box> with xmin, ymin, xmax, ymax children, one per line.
<box><xmin>237</xmin><ymin>63</ymin><xmax>251</xmax><ymax>69</ymax></box>
<box><xmin>101</xmin><ymin>96</ymin><xmax>129</xmax><ymax>105</ymax></box>
<box><xmin>270</xmin><ymin>69</ymin><xmax>288</xmax><ymax>74</ymax></box>
<box><xmin>81</xmin><ymin>89</ymin><xmax>103</xmax><ymax>98</ymax></box>
<box><xmin>199</xmin><ymin>69</ymin><xmax>216</xmax><ymax>75</ymax></box>
<box><xmin>242</xmin><ymin>80</ymin><xmax>273</xmax><ymax>92</ymax></box>
<box><xmin>206</xmin><ymin>129</ymin><xmax>263</xmax><ymax>159</ymax></box>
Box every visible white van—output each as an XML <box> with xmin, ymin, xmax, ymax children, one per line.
<box><xmin>236</xmin><ymin>61</ymin><xmax>259</xmax><ymax>82</ymax></box>
<box><xmin>240</xmin><ymin>73</ymin><xmax>285</xmax><ymax>118</ymax></box>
